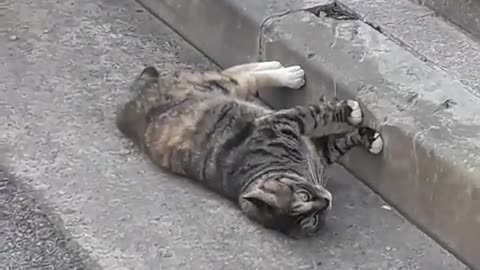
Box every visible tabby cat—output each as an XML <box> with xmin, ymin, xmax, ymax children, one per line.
<box><xmin>115</xmin><ymin>61</ymin><xmax>383</xmax><ymax>237</ymax></box>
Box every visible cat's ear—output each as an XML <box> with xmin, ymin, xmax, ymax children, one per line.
<box><xmin>131</xmin><ymin>66</ymin><xmax>159</xmax><ymax>94</ymax></box>
<box><xmin>242</xmin><ymin>179</ymin><xmax>291</xmax><ymax>209</ymax></box>
<box><xmin>140</xmin><ymin>66</ymin><xmax>159</xmax><ymax>79</ymax></box>
<box><xmin>242</xmin><ymin>189</ymin><xmax>281</xmax><ymax>209</ymax></box>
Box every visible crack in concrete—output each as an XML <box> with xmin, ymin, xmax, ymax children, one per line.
<box><xmin>257</xmin><ymin>0</ymin><xmax>443</xmax><ymax>75</ymax></box>
<box><xmin>258</xmin><ymin>0</ymin><xmax>359</xmax><ymax>61</ymax></box>
<box><xmin>315</xmin><ymin>1</ymin><xmax>444</xmax><ymax>73</ymax></box>
<box><xmin>359</xmin><ymin>18</ymin><xmax>444</xmax><ymax>73</ymax></box>
<box><xmin>257</xmin><ymin>8</ymin><xmax>312</xmax><ymax>61</ymax></box>
<box><xmin>308</xmin><ymin>1</ymin><xmax>359</xmax><ymax>20</ymax></box>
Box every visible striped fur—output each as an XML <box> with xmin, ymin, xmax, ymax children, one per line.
<box><xmin>115</xmin><ymin>62</ymin><xmax>383</xmax><ymax>237</ymax></box>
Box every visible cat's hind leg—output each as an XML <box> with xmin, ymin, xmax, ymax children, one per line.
<box><xmin>225</xmin><ymin>65</ymin><xmax>306</xmax><ymax>99</ymax></box>
<box><xmin>222</xmin><ymin>61</ymin><xmax>284</xmax><ymax>75</ymax></box>
<box><xmin>230</xmin><ymin>65</ymin><xmax>306</xmax><ymax>90</ymax></box>
<box><xmin>250</xmin><ymin>65</ymin><xmax>306</xmax><ymax>90</ymax></box>
<box><xmin>179</xmin><ymin>63</ymin><xmax>304</xmax><ymax>100</ymax></box>
<box><xmin>312</xmin><ymin>127</ymin><xmax>383</xmax><ymax>164</ymax></box>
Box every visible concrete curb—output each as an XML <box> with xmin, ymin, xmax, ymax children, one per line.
<box><xmin>137</xmin><ymin>0</ymin><xmax>480</xmax><ymax>268</ymax></box>
<box><xmin>416</xmin><ymin>0</ymin><xmax>480</xmax><ymax>40</ymax></box>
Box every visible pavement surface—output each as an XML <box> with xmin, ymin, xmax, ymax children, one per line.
<box><xmin>0</xmin><ymin>0</ymin><xmax>470</xmax><ymax>269</ymax></box>
<box><xmin>0</xmin><ymin>168</ymin><xmax>101</xmax><ymax>270</ymax></box>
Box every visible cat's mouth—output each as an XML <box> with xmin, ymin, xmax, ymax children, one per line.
<box><xmin>245</xmin><ymin>197</ymin><xmax>276</xmax><ymax>213</ymax></box>
<box><xmin>288</xmin><ymin>213</ymin><xmax>328</xmax><ymax>238</ymax></box>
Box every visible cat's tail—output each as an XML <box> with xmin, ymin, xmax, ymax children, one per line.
<box><xmin>116</xmin><ymin>66</ymin><xmax>160</xmax><ymax>150</ymax></box>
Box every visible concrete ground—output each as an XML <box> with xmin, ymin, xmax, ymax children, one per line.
<box><xmin>0</xmin><ymin>0</ymin><xmax>470</xmax><ymax>269</ymax></box>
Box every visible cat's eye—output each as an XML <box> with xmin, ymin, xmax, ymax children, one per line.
<box><xmin>297</xmin><ymin>190</ymin><xmax>311</xmax><ymax>202</ymax></box>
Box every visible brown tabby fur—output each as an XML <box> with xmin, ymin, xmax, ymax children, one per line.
<box><xmin>115</xmin><ymin>62</ymin><xmax>383</xmax><ymax>237</ymax></box>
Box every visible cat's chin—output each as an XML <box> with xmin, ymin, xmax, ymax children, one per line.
<box><xmin>284</xmin><ymin>212</ymin><xmax>330</xmax><ymax>239</ymax></box>
<box><xmin>285</xmin><ymin>227</ymin><xmax>327</xmax><ymax>239</ymax></box>
<box><xmin>238</xmin><ymin>195</ymin><xmax>272</xmax><ymax>224</ymax></box>
<box><xmin>238</xmin><ymin>192</ymin><xmax>332</xmax><ymax>238</ymax></box>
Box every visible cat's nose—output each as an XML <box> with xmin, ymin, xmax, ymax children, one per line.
<box><xmin>320</xmin><ymin>197</ymin><xmax>331</xmax><ymax>211</ymax></box>
<box><xmin>316</xmin><ymin>186</ymin><xmax>333</xmax><ymax>210</ymax></box>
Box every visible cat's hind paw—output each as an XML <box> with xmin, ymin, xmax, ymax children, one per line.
<box><xmin>346</xmin><ymin>100</ymin><xmax>362</xmax><ymax>125</ymax></box>
<box><xmin>277</xmin><ymin>65</ymin><xmax>306</xmax><ymax>89</ymax></box>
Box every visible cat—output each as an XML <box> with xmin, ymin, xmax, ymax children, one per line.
<box><xmin>115</xmin><ymin>61</ymin><xmax>383</xmax><ymax>237</ymax></box>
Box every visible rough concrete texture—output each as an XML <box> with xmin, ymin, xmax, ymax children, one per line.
<box><xmin>341</xmin><ymin>0</ymin><xmax>480</xmax><ymax>101</ymax></box>
<box><xmin>0</xmin><ymin>0</ymin><xmax>471</xmax><ymax>269</ymax></box>
<box><xmin>0</xmin><ymin>168</ymin><xmax>102</xmax><ymax>270</ymax></box>
<box><xmin>137</xmin><ymin>0</ymin><xmax>480</xmax><ymax>269</ymax></box>
<box><xmin>412</xmin><ymin>0</ymin><xmax>480</xmax><ymax>40</ymax></box>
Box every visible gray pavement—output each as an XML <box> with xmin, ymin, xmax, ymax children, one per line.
<box><xmin>0</xmin><ymin>0</ymin><xmax>470</xmax><ymax>269</ymax></box>
<box><xmin>0</xmin><ymin>168</ymin><xmax>101</xmax><ymax>270</ymax></box>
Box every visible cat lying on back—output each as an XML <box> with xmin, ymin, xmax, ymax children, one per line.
<box><xmin>116</xmin><ymin>61</ymin><xmax>383</xmax><ymax>237</ymax></box>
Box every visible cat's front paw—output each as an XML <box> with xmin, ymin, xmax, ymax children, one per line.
<box><xmin>278</xmin><ymin>65</ymin><xmax>306</xmax><ymax>89</ymax></box>
<box><xmin>360</xmin><ymin>127</ymin><xmax>384</xmax><ymax>154</ymax></box>
<box><xmin>346</xmin><ymin>100</ymin><xmax>362</xmax><ymax>125</ymax></box>
<box><xmin>368</xmin><ymin>132</ymin><xmax>383</xmax><ymax>154</ymax></box>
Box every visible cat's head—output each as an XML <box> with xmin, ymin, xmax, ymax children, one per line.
<box><xmin>239</xmin><ymin>177</ymin><xmax>332</xmax><ymax>237</ymax></box>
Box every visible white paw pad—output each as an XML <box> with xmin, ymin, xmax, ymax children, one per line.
<box><xmin>369</xmin><ymin>132</ymin><xmax>384</xmax><ymax>154</ymax></box>
<box><xmin>278</xmin><ymin>65</ymin><xmax>305</xmax><ymax>89</ymax></box>
<box><xmin>346</xmin><ymin>100</ymin><xmax>362</xmax><ymax>125</ymax></box>
<box><xmin>253</xmin><ymin>61</ymin><xmax>283</xmax><ymax>71</ymax></box>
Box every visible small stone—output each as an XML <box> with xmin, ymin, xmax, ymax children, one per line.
<box><xmin>159</xmin><ymin>249</ymin><xmax>173</xmax><ymax>258</ymax></box>
<box><xmin>9</xmin><ymin>35</ymin><xmax>18</xmax><ymax>41</ymax></box>
<box><xmin>43</xmin><ymin>29</ymin><xmax>50</xmax><ymax>34</ymax></box>
<box><xmin>298</xmin><ymin>264</ymin><xmax>313</xmax><ymax>270</ymax></box>
<box><xmin>36</xmin><ymin>227</ymin><xmax>55</xmax><ymax>240</ymax></box>
<box><xmin>0</xmin><ymin>206</ymin><xmax>12</xmax><ymax>220</ymax></box>
<box><xmin>382</xmin><ymin>205</ymin><xmax>392</xmax><ymax>210</ymax></box>
<box><xmin>385</xmin><ymin>246</ymin><xmax>392</xmax><ymax>252</ymax></box>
